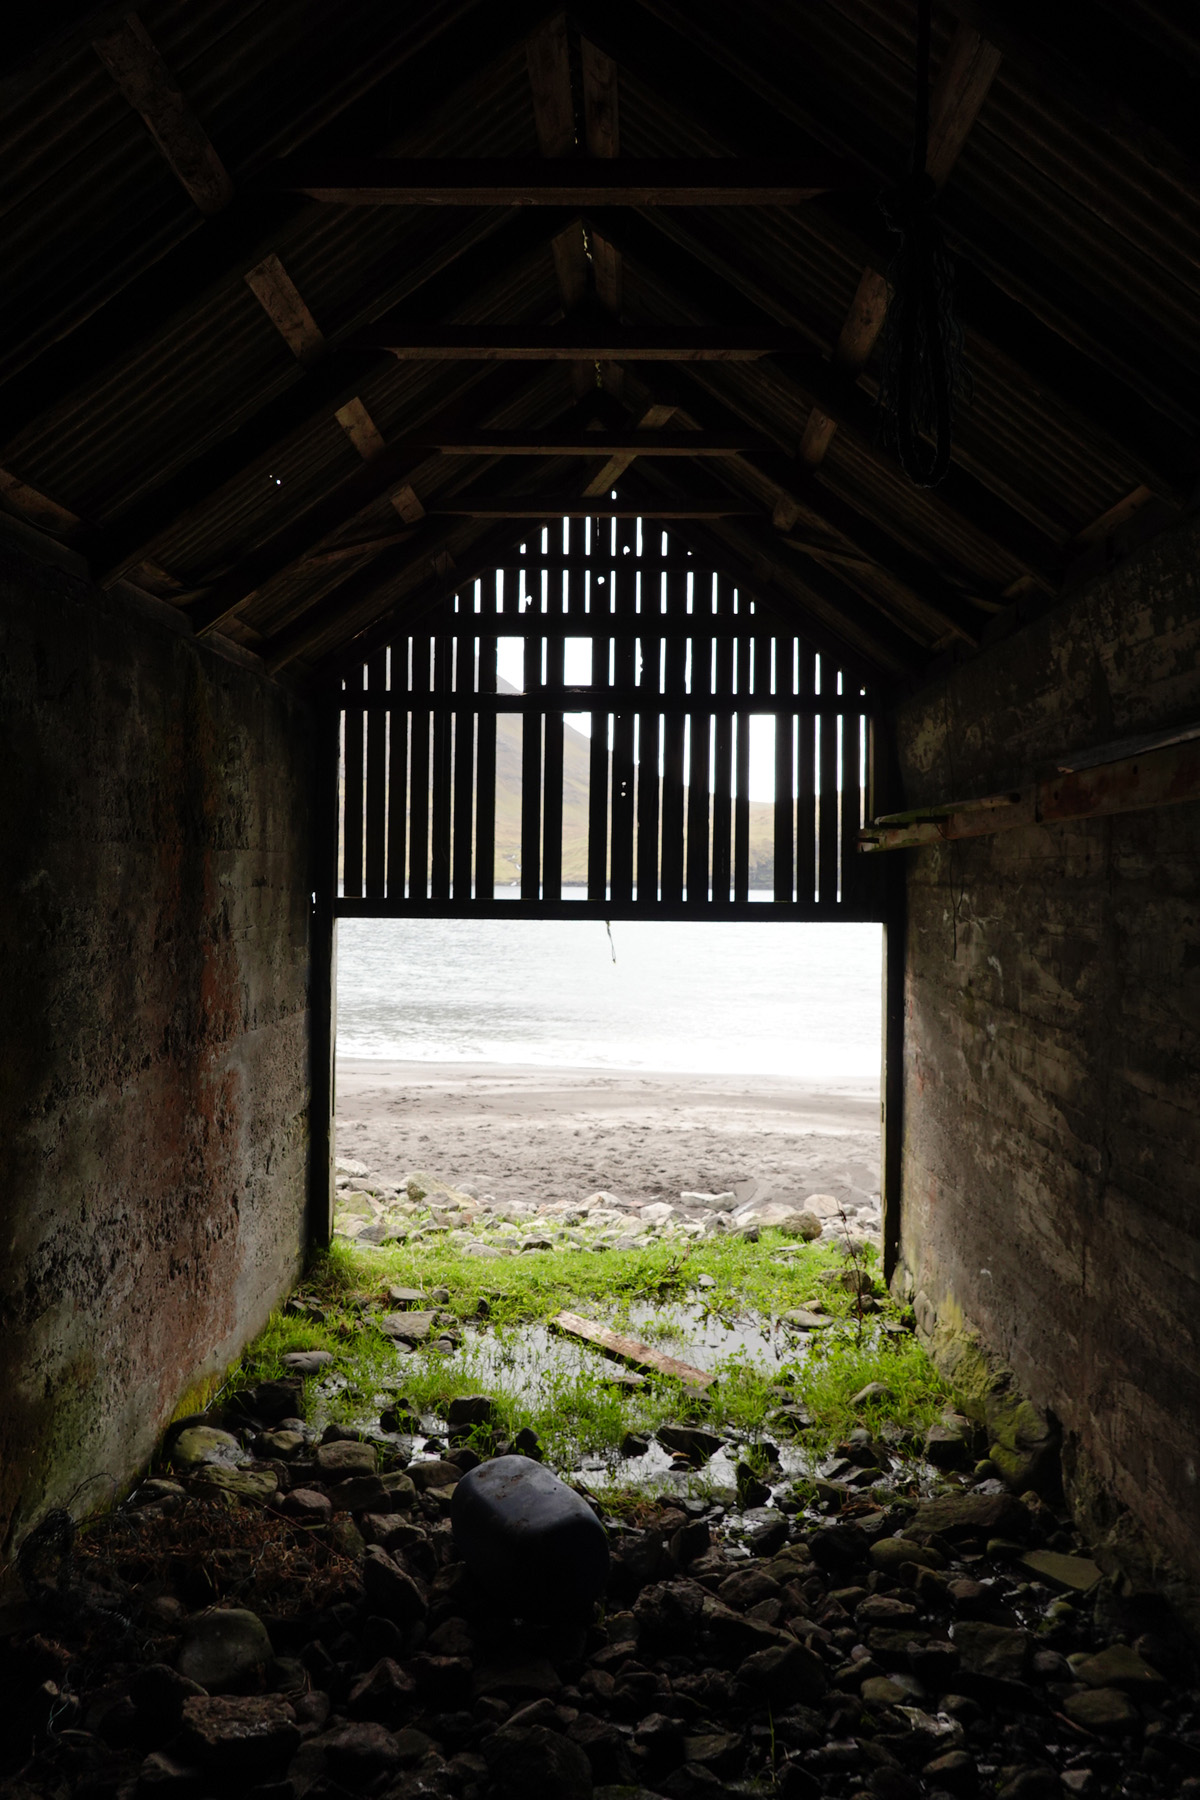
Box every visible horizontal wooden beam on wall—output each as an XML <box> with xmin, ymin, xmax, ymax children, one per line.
<box><xmin>267</xmin><ymin>157</ymin><xmax>864</xmax><ymax>205</ymax></box>
<box><xmin>859</xmin><ymin>728</ymin><xmax>1200</xmax><ymax>851</ymax></box>
<box><xmin>381</xmin><ymin>430</ymin><xmax>774</xmax><ymax>455</ymax></box>
<box><xmin>426</xmin><ymin>499</ymin><xmax>761</xmax><ymax>518</ymax></box>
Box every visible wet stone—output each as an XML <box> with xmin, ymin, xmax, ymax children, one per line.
<box><xmin>280</xmin><ymin>1486</ymin><xmax>331</xmax><ymax>1525</ymax></box>
<box><xmin>191</xmin><ymin>1464</ymin><xmax>278</xmax><ymax>1503</ymax></box>
<box><xmin>315</xmin><ymin>1438</ymin><xmax>378</xmax><ymax>1480</ymax></box>
<box><xmin>179</xmin><ymin>1695</ymin><xmax>299</xmax><ymax>1776</ymax></box>
<box><xmin>170</xmin><ymin>1426</ymin><xmax>244</xmax><ymax>1470</ymax></box>
<box><xmin>176</xmin><ymin>1607</ymin><xmax>274</xmax><ymax>1693</ymax></box>
<box><xmin>1074</xmin><ymin>1644</ymin><xmax>1166</xmax><ymax>1691</ymax></box>
<box><xmin>1063</xmin><ymin>1686</ymin><xmax>1142</xmax><ymax>1732</ymax></box>
<box><xmin>280</xmin><ymin>1350</ymin><xmax>334</xmax><ymax>1375</ymax></box>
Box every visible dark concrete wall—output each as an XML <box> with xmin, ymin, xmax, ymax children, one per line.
<box><xmin>893</xmin><ymin>517</ymin><xmax>1200</xmax><ymax>1601</ymax></box>
<box><xmin>0</xmin><ymin>539</ymin><xmax>313</xmax><ymax>1553</ymax></box>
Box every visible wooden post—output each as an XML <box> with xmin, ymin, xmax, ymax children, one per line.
<box><xmin>876</xmin><ymin>719</ymin><xmax>906</xmax><ymax>1287</ymax></box>
<box><xmin>309</xmin><ymin>692</ymin><xmax>341</xmax><ymax>1250</ymax></box>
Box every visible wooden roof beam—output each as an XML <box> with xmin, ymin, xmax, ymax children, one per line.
<box><xmin>345</xmin><ymin>429</ymin><xmax>770</xmax><ymax>455</ymax></box>
<box><xmin>800</xmin><ymin>22</ymin><xmax>1001</xmax><ymax>468</ymax></box>
<box><xmin>92</xmin><ymin>13</ymin><xmax>234</xmax><ymax>215</ymax></box>
<box><xmin>427</xmin><ymin>498</ymin><xmax>760</xmax><ymax>518</ymax></box>
<box><xmin>268</xmin><ymin>157</ymin><xmax>865</xmax><ymax>205</ymax></box>
<box><xmin>357</xmin><ymin>324</ymin><xmax>816</xmax><ymax>359</ymax></box>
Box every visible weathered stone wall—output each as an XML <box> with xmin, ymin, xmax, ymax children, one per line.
<box><xmin>0</xmin><ymin>540</ymin><xmax>313</xmax><ymax>1554</ymax></box>
<box><xmin>893</xmin><ymin>516</ymin><xmax>1200</xmax><ymax>1606</ymax></box>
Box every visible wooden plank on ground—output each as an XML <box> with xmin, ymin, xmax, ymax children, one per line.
<box><xmin>553</xmin><ymin>1311</ymin><xmax>715</xmax><ymax>1391</ymax></box>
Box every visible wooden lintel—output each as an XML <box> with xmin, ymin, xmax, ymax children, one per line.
<box><xmin>360</xmin><ymin>326</ymin><xmax>808</xmax><ymax>359</ymax></box>
<box><xmin>552</xmin><ymin>1311</ymin><xmax>715</xmax><ymax>1391</ymax></box>
<box><xmin>859</xmin><ymin>736</ymin><xmax>1200</xmax><ymax>851</ymax></box>
<box><xmin>267</xmin><ymin>157</ymin><xmax>862</xmax><ymax>205</ymax></box>
<box><xmin>92</xmin><ymin>13</ymin><xmax>234</xmax><ymax>215</ymax></box>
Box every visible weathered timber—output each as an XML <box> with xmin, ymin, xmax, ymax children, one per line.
<box><xmin>91</xmin><ymin>14</ymin><xmax>234</xmax><ymax>215</ymax></box>
<box><xmin>859</xmin><ymin>736</ymin><xmax>1200</xmax><ymax>850</ymax></box>
<box><xmin>358</xmin><ymin>325</ymin><xmax>814</xmax><ymax>360</ymax></box>
<box><xmin>267</xmin><ymin>157</ymin><xmax>864</xmax><ymax>205</ymax></box>
<box><xmin>552</xmin><ymin>1312</ymin><xmax>715</xmax><ymax>1391</ymax></box>
<box><xmin>244</xmin><ymin>254</ymin><xmax>326</xmax><ymax>364</ymax></box>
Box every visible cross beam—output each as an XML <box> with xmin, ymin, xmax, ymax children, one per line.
<box><xmin>267</xmin><ymin>157</ymin><xmax>863</xmax><ymax>205</ymax></box>
<box><xmin>356</xmin><ymin>325</ymin><xmax>812</xmax><ymax>360</ymax></box>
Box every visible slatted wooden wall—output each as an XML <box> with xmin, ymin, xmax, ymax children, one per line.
<box><xmin>334</xmin><ymin>521</ymin><xmax>882</xmax><ymax>920</ymax></box>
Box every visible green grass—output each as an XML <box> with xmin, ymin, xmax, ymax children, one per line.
<box><xmin>231</xmin><ymin>1234</ymin><xmax>950</xmax><ymax>1491</ymax></box>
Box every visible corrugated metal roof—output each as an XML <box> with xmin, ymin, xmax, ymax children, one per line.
<box><xmin>1</xmin><ymin>0</ymin><xmax>1197</xmax><ymax>684</ymax></box>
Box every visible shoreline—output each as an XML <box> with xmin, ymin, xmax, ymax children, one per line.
<box><xmin>336</xmin><ymin>1059</ymin><xmax>880</xmax><ymax>1212</ymax></box>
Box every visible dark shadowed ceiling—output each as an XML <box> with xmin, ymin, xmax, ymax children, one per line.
<box><xmin>2</xmin><ymin>0</ymin><xmax>1198</xmax><ymax>687</ymax></box>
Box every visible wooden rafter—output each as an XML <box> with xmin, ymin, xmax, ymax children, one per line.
<box><xmin>526</xmin><ymin>13</ymin><xmax>590</xmax><ymax>360</ymax></box>
<box><xmin>428</xmin><ymin>498</ymin><xmax>760</xmax><ymax>517</ymax></box>
<box><xmin>92</xmin><ymin>13</ymin><xmax>234</xmax><ymax>215</ymax></box>
<box><xmin>344</xmin><ymin>429</ymin><xmax>770</xmax><ymax>455</ymax></box>
<box><xmin>268</xmin><ymin>157</ymin><xmax>864</xmax><ymax>205</ymax></box>
<box><xmin>799</xmin><ymin>23</ymin><xmax>1002</xmax><ymax>469</ymax></box>
<box><xmin>244</xmin><ymin>255</ymin><xmax>326</xmax><ymax>365</ymax></box>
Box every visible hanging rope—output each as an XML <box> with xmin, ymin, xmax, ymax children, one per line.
<box><xmin>876</xmin><ymin>0</ymin><xmax>964</xmax><ymax>488</ymax></box>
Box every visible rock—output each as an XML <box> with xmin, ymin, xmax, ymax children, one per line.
<box><xmin>464</xmin><ymin>1242</ymin><xmax>509</xmax><ymax>1258</ymax></box>
<box><xmin>331</xmin><ymin>1468</ymin><xmax>417</xmax><ymax>1513</ymax></box>
<box><xmin>681</xmin><ymin>1191</ymin><xmax>736</xmax><ymax>1209</ymax></box>
<box><xmin>294</xmin><ymin>1721</ymin><xmax>403</xmax><ymax>1787</ymax></box>
<box><xmin>861</xmin><ymin>1676</ymin><xmax>909</xmax><ymax>1705</ymax></box>
<box><xmin>952</xmin><ymin>1622</ymin><xmax>1030</xmax><ymax>1681</ymax></box>
<box><xmin>1073</xmin><ymin>1644</ymin><xmax>1165</xmax><ymax>1691</ymax></box>
<box><xmin>452</xmin><ymin>1455</ymin><xmax>609</xmax><ymax>1621</ymax></box>
<box><xmin>1063</xmin><ymin>1687</ymin><xmax>1141</xmax><ymax>1732</ymax></box>
<box><xmin>179</xmin><ymin>1695</ymin><xmax>298</xmax><ymax>1777</ymax></box>
<box><xmin>137</xmin><ymin>1750</ymin><xmax>203</xmax><ymax>1795</ymax></box>
<box><xmin>907</xmin><ymin>1491</ymin><xmax>1029</xmax><ymax>1541</ymax></box>
<box><xmin>1017</xmin><ymin>1549</ymin><xmax>1102</xmax><ymax>1592</ymax></box>
<box><xmin>483</xmin><ymin>1724</ymin><xmax>593</xmax><ymax>1800</ymax></box>
<box><xmin>922</xmin><ymin>1749</ymin><xmax>978</xmax><ymax>1795</ymax></box>
<box><xmin>280</xmin><ymin>1487</ymin><xmax>332</xmax><ymax>1526</ymax></box>
<box><xmin>409</xmin><ymin>1458</ymin><xmax>462</xmax><ymax>1491</ymax></box>
<box><xmin>782</xmin><ymin>1308</ymin><xmax>833</xmax><ymax>1331</ymax></box>
<box><xmin>447</xmin><ymin>1395</ymin><xmax>495</xmax><ymax>1430</ymax></box>
<box><xmin>735</xmin><ymin>1201</ymin><xmax>822</xmax><ymax>1239</ymax></box>
<box><xmin>241</xmin><ymin>1379</ymin><xmax>303</xmax><ymax>1422</ymax></box>
<box><xmin>315</xmin><ymin>1438</ymin><xmax>377</xmax><ymax>1481</ymax></box>
<box><xmin>190</xmin><ymin>1465</ymin><xmax>278</xmax><ymax>1504</ymax></box>
<box><xmin>802</xmin><ymin>1193</ymin><xmax>843</xmax><ymax>1217</ymax></box>
<box><xmin>176</xmin><ymin>1607</ymin><xmax>274</xmax><ymax>1693</ymax></box>
<box><xmin>380</xmin><ymin>1310</ymin><xmax>439</xmax><ymax>1344</ymax></box>
<box><xmin>740</xmin><ymin>1641</ymin><xmax>827</xmax><ymax>1705</ymax></box>
<box><xmin>171</xmin><ymin>1427</ymin><xmax>244</xmax><ymax>1470</ymax></box>
<box><xmin>347</xmin><ymin>1657</ymin><xmax>417</xmax><ymax>1725</ymax></box>
<box><xmin>256</xmin><ymin>1429</ymin><xmax>305</xmax><ymax>1460</ymax></box>
<box><xmin>279</xmin><ymin>1350</ymin><xmax>334</xmax><ymax>1375</ymax></box>
<box><xmin>475</xmin><ymin>1654</ymin><xmax>563</xmax><ymax>1699</ymax></box>
<box><xmin>925</xmin><ymin>1422</ymin><xmax>970</xmax><ymax>1468</ymax></box>
<box><xmin>336</xmin><ymin>1158</ymin><xmax>370</xmax><ymax>1177</ymax></box>
<box><xmin>361</xmin><ymin>1545</ymin><xmax>428</xmax><ymax>1624</ymax></box>
<box><xmin>385</xmin><ymin>1287</ymin><xmax>427</xmax><ymax>1307</ymax></box>
<box><xmin>870</xmin><ymin>1538</ymin><xmax>946</xmax><ymax>1574</ymax></box>
<box><xmin>657</xmin><ymin>1425</ymin><xmax>723</xmax><ymax>1462</ymax></box>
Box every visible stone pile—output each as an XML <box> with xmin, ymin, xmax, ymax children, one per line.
<box><xmin>333</xmin><ymin>1162</ymin><xmax>883</xmax><ymax>1257</ymax></box>
<box><xmin>8</xmin><ymin>1360</ymin><xmax>1200</xmax><ymax>1800</ymax></box>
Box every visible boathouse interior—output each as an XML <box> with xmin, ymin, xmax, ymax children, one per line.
<box><xmin>2</xmin><ymin>0</ymin><xmax>1199</xmax><ymax>1628</ymax></box>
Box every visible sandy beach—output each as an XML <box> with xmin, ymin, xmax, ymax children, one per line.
<box><xmin>335</xmin><ymin>1061</ymin><xmax>881</xmax><ymax>1212</ymax></box>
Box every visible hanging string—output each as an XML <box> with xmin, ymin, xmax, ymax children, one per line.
<box><xmin>876</xmin><ymin>0</ymin><xmax>964</xmax><ymax>488</ymax></box>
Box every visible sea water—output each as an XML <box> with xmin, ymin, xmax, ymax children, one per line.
<box><xmin>336</xmin><ymin>904</ymin><xmax>881</xmax><ymax>1081</ymax></box>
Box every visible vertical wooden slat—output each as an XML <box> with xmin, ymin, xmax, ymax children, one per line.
<box><xmin>543</xmin><ymin>548</ymin><xmax>565</xmax><ymax>901</ymax></box>
<box><xmin>733</xmin><ymin>600</ymin><xmax>751</xmax><ymax>904</ymax></box>
<box><xmin>587</xmin><ymin>516</ymin><xmax>611</xmax><ymax>902</ymax></box>
<box><xmin>636</xmin><ymin>548</ymin><xmax>662</xmax><ymax>905</ymax></box>
<box><xmin>660</xmin><ymin>557</ymin><xmax>687</xmax><ymax>904</ymax></box>
<box><xmin>342</xmin><ymin>664</ymin><xmax>364</xmax><ymax>899</ymax></box>
<box><xmin>840</xmin><ymin>691</ymin><xmax>864</xmax><ymax>911</ymax></box>
<box><xmin>521</xmin><ymin>562</ymin><xmax>543</xmax><ymax>902</ymax></box>
<box><xmin>686</xmin><ymin>568</ymin><xmax>713</xmax><ymax>903</ymax></box>
<box><xmin>796</xmin><ymin>639</ymin><xmax>816</xmax><ymax>906</ymax></box>
<box><xmin>431</xmin><ymin>634</ymin><xmax>453</xmax><ymax>899</ymax></box>
<box><xmin>609</xmin><ymin>514</ymin><xmax>636</xmax><ymax>902</ymax></box>
<box><xmin>475</xmin><ymin>580</ymin><xmax>498</xmax><ymax>902</ymax></box>
<box><xmin>711</xmin><ymin>575</ymin><xmax>734</xmax><ymax>903</ymax></box>
<box><xmin>309</xmin><ymin>689</ymin><xmax>341</xmax><ymax>1246</ymax></box>
<box><xmin>365</xmin><ymin>648</ymin><xmax>387</xmax><ymax>897</ymax></box>
<box><xmin>408</xmin><ymin>636</ymin><xmax>430</xmax><ymax>900</ymax></box>
<box><xmin>453</xmin><ymin>604</ymin><xmax>476</xmax><ymax>900</ymax></box>
<box><xmin>772</xmin><ymin>636</ymin><xmax>794</xmax><ymax>905</ymax></box>
<box><xmin>818</xmin><ymin>657</ymin><xmax>839</xmax><ymax>906</ymax></box>
<box><xmin>386</xmin><ymin>637</ymin><xmax>407</xmax><ymax>900</ymax></box>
